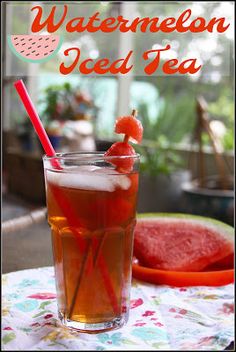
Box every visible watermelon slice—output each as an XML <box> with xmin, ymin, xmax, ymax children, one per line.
<box><xmin>133</xmin><ymin>213</ymin><xmax>234</xmax><ymax>272</ymax></box>
<box><xmin>8</xmin><ymin>35</ymin><xmax>63</xmax><ymax>63</ymax></box>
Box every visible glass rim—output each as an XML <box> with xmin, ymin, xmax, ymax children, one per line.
<box><xmin>43</xmin><ymin>151</ymin><xmax>140</xmax><ymax>162</ymax></box>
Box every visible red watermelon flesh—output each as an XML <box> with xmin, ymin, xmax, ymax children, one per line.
<box><xmin>104</xmin><ymin>142</ymin><xmax>136</xmax><ymax>172</ymax></box>
<box><xmin>105</xmin><ymin>111</ymin><xmax>142</xmax><ymax>172</ymax></box>
<box><xmin>203</xmin><ymin>253</ymin><xmax>234</xmax><ymax>271</ymax></box>
<box><xmin>134</xmin><ymin>217</ymin><xmax>234</xmax><ymax>272</ymax></box>
<box><xmin>115</xmin><ymin>115</ymin><xmax>143</xmax><ymax>143</ymax></box>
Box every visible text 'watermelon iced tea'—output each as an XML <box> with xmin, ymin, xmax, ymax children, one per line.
<box><xmin>44</xmin><ymin>154</ymin><xmax>139</xmax><ymax>332</ymax></box>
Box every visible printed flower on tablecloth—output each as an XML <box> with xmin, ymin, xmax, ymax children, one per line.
<box><xmin>27</xmin><ymin>292</ymin><xmax>57</xmax><ymax>299</ymax></box>
<box><xmin>43</xmin><ymin>327</ymin><xmax>77</xmax><ymax>342</ymax></box>
<box><xmin>171</xmin><ymin>308</ymin><xmax>193</xmax><ymax>320</ymax></box>
<box><xmin>142</xmin><ymin>310</ymin><xmax>155</xmax><ymax>317</ymax></box>
<box><xmin>154</xmin><ymin>322</ymin><xmax>164</xmax><ymax>327</ymax></box>
<box><xmin>131</xmin><ymin>327</ymin><xmax>167</xmax><ymax>341</ymax></box>
<box><xmin>14</xmin><ymin>299</ymin><xmax>38</xmax><ymax>312</ymax></box>
<box><xmin>44</xmin><ymin>314</ymin><xmax>54</xmax><ymax>319</ymax></box>
<box><xmin>6</xmin><ymin>292</ymin><xmax>22</xmax><ymax>300</ymax></box>
<box><xmin>2</xmin><ymin>332</ymin><xmax>16</xmax><ymax>345</ymax></box>
<box><xmin>97</xmin><ymin>332</ymin><xmax>122</xmax><ymax>346</ymax></box>
<box><xmin>2</xmin><ymin>304</ymin><xmax>10</xmax><ymax>316</ymax></box>
<box><xmin>130</xmin><ymin>298</ymin><xmax>143</xmax><ymax>309</ymax></box>
<box><xmin>17</xmin><ymin>279</ymin><xmax>39</xmax><ymax>288</ymax></box>
<box><xmin>169</xmin><ymin>307</ymin><xmax>176</xmax><ymax>312</ymax></box>
<box><xmin>47</xmin><ymin>278</ymin><xmax>56</xmax><ymax>285</ymax></box>
<box><xmin>133</xmin><ymin>322</ymin><xmax>146</xmax><ymax>326</ymax></box>
<box><xmin>97</xmin><ymin>332</ymin><xmax>138</xmax><ymax>347</ymax></box>
<box><xmin>219</xmin><ymin>303</ymin><xmax>234</xmax><ymax>315</ymax></box>
<box><xmin>38</xmin><ymin>300</ymin><xmax>54</xmax><ymax>310</ymax></box>
<box><xmin>203</xmin><ymin>294</ymin><xmax>219</xmax><ymax>300</ymax></box>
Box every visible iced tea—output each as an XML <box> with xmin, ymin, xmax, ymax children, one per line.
<box><xmin>43</xmin><ymin>153</ymin><xmax>139</xmax><ymax>332</ymax></box>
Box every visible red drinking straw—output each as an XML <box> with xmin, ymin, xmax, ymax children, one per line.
<box><xmin>14</xmin><ymin>79</ymin><xmax>119</xmax><ymax>316</ymax></box>
<box><xmin>14</xmin><ymin>80</ymin><xmax>61</xmax><ymax>169</ymax></box>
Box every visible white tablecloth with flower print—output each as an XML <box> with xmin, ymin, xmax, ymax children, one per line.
<box><xmin>2</xmin><ymin>267</ymin><xmax>234</xmax><ymax>350</ymax></box>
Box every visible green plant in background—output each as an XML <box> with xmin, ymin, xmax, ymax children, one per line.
<box><xmin>138</xmin><ymin>94</ymin><xmax>196</xmax><ymax>144</ymax></box>
<box><xmin>223</xmin><ymin>130</ymin><xmax>234</xmax><ymax>151</ymax></box>
<box><xmin>136</xmin><ymin>95</ymin><xmax>195</xmax><ymax>176</ymax></box>
<box><xmin>40</xmin><ymin>82</ymin><xmax>75</xmax><ymax>124</ymax></box>
<box><xmin>136</xmin><ymin>138</ymin><xmax>183</xmax><ymax>176</ymax></box>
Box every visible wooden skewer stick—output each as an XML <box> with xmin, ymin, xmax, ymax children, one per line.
<box><xmin>131</xmin><ymin>109</ymin><xmax>138</xmax><ymax>118</ymax></box>
<box><xmin>203</xmin><ymin>116</ymin><xmax>228</xmax><ymax>189</ymax></box>
<box><xmin>196</xmin><ymin>96</ymin><xmax>228</xmax><ymax>190</ymax></box>
<box><xmin>123</xmin><ymin>109</ymin><xmax>138</xmax><ymax>143</ymax></box>
<box><xmin>196</xmin><ymin>100</ymin><xmax>206</xmax><ymax>188</ymax></box>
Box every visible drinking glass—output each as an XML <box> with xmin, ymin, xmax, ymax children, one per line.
<box><xmin>43</xmin><ymin>152</ymin><xmax>140</xmax><ymax>333</ymax></box>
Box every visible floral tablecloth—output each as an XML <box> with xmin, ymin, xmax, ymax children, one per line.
<box><xmin>2</xmin><ymin>267</ymin><xmax>234</xmax><ymax>350</ymax></box>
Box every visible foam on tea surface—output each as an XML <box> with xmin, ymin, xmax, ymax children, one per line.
<box><xmin>46</xmin><ymin>166</ymin><xmax>131</xmax><ymax>192</ymax></box>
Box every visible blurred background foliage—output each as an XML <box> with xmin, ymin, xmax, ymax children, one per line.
<box><xmin>137</xmin><ymin>78</ymin><xmax>234</xmax><ymax>151</ymax></box>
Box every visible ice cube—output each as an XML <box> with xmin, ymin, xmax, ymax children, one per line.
<box><xmin>46</xmin><ymin>167</ymin><xmax>131</xmax><ymax>192</ymax></box>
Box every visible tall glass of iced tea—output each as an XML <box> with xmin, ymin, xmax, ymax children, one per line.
<box><xmin>43</xmin><ymin>152</ymin><xmax>140</xmax><ymax>333</ymax></box>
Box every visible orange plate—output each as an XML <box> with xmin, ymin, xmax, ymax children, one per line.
<box><xmin>132</xmin><ymin>263</ymin><xmax>234</xmax><ymax>287</ymax></box>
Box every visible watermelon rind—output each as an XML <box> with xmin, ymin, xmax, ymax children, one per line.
<box><xmin>7</xmin><ymin>35</ymin><xmax>63</xmax><ymax>64</ymax></box>
<box><xmin>137</xmin><ymin>212</ymin><xmax>234</xmax><ymax>241</ymax></box>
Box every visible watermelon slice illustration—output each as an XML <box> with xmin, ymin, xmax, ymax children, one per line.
<box><xmin>7</xmin><ymin>35</ymin><xmax>63</xmax><ymax>63</ymax></box>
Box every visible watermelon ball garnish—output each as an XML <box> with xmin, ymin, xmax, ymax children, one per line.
<box><xmin>105</xmin><ymin>142</ymin><xmax>135</xmax><ymax>172</ymax></box>
<box><xmin>105</xmin><ymin>109</ymin><xmax>143</xmax><ymax>172</ymax></box>
<box><xmin>115</xmin><ymin>110</ymin><xmax>143</xmax><ymax>144</ymax></box>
